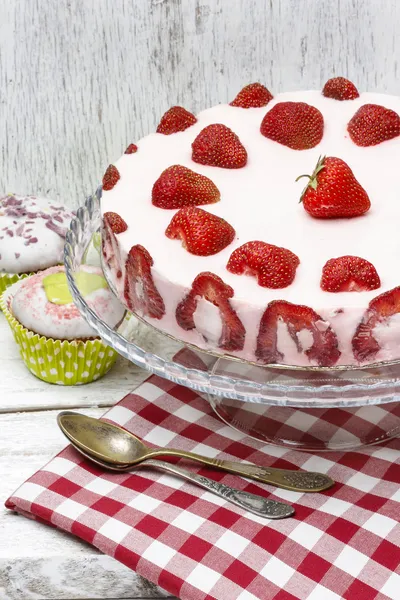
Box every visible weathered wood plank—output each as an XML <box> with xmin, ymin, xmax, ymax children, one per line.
<box><xmin>0</xmin><ymin>316</ymin><xmax>149</xmax><ymax>413</ymax></box>
<box><xmin>1</xmin><ymin>0</ymin><xmax>400</xmax><ymax>206</ymax></box>
<box><xmin>0</xmin><ymin>409</ymin><xmax>172</xmax><ymax>600</ymax></box>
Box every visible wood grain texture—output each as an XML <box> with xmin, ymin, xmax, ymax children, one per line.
<box><xmin>0</xmin><ymin>315</ymin><xmax>149</xmax><ymax>413</ymax></box>
<box><xmin>0</xmin><ymin>408</ymin><xmax>171</xmax><ymax>599</ymax></box>
<box><xmin>1</xmin><ymin>0</ymin><xmax>400</xmax><ymax>206</ymax></box>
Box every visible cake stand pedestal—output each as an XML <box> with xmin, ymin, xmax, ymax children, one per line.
<box><xmin>64</xmin><ymin>191</ymin><xmax>400</xmax><ymax>451</ymax></box>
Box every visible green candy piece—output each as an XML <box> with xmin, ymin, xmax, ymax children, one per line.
<box><xmin>92</xmin><ymin>232</ymin><xmax>101</xmax><ymax>253</ymax></box>
<box><xmin>43</xmin><ymin>271</ymin><xmax>107</xmax><ymax>305</ymax></box>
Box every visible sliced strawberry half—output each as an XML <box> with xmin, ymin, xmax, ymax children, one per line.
<box><xmin>192</xmin><ymin>124</ymin><xmax>247</xmax><ymax>169</ymax></box>
<box><xmin>103</xmin><ymin>212</ymin><xmax>128</xmax><ymax>234</ymax></box>
<box><xmin>227</xmin><ymin>241</ymin><xmax>300</xmax><ymax>288</ymax></box>
<box><xmin>102</xmin><ymin>165</ymin><xmax>120</xmax><ymax>191</ymax></box>
<box><xmin>321</xmin><ymin>256</ymin><xmax>381</xmax><ymax>292</ymax></box>
<box><xmin>256</xmin><ymin>300</ymin><xmax>341</xmax><ymax>366</ymax></box>
<box><xmin>165</xmin><ymin>206</ymin><xmax>235</xmax><ymax>256</ymax></box>
<box><xmin>125</xmin><ymin>143</ymin><xmax>138</xmax><ymax>154</ymax></box>
<box><xmin>352</xmin><ymin>287</ymin><xmax>400</xmax><ymax>362</ymax></box>
<box><xmin>101</xmin><ymin>220</ymin><xmax>114</xmax><ymax>267</ymax></box>
<box><xmin>152</xmin><ymin>165</ymin><xmax>220</xmax><ymax>209</ymax></box>
<box><xmin>124</xmin><ymin>245</ymin><xmax>165</xmax><ymax>319</ymax></box>
<box><xmin>102</xmin><ymin>213</ymin><xmax>127</xmax><ymax>278</ymax></box>
<box><xmin>230</xmin><ymin>83</ymin><xmax>273</xmax><ymax>108</ymax></box>
<box><xmin>348</xmin><ymin>104</ymin><xmax>400</xmax><ymax>146</ymax></box>
<box><xmin>156</xmin><ymin>106</ymin><xmax>197</xmax><ymax>135</ymax></box>
<box><xmin>260</xmin><ymin>102</ymin><xmax>324</xmax><ymax>150</ymax></box>
<box><xmin>322</xmin><ymin>77</ymin><xmax>359</xmax><ymax>100</ymax></box>
<box><xmin>176</xmin><ymin>272</ymin><xmax>245</xmax><ymax>351</ymax></box>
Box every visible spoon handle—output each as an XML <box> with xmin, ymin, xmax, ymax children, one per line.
<box><xmin>149</xmin><ymin>451</ymin><xmax>334</xmax><ymax>493</ymax></box>
<box><xmin>143</xmin><ymin>459</ymin><xmax>294</xmax><ymax>519</ymax></box>
<box><xmin>204</xmin><ymin>461</ymin><xmax>334</xmax><ymax>493</ymax></box>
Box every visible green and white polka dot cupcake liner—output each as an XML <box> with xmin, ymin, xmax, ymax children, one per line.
<box><xmin>1</xmin><ymin>282</ymin><xmax>118</xmax><ymax>385</ymax></box>
<box><xmin>0</xmin><ymin>272</ymin><xmax>30</xmax><ymax>298</ymax></box>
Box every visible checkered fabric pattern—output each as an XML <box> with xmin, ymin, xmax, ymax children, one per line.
<box><xmin>216</xmin><ymin>397</ymin><xmax>400</xmax><ymax>449</ymax></box>
<box><xmin>6</xmin><ymin>374</ymin><xmax>400</xmax><ymax>599</ymax></box>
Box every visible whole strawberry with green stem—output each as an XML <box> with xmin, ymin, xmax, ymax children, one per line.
<box><xmin>297</xmin><ymin>156</ymin><xmax>371</xmax><ymax>218</ymax></box>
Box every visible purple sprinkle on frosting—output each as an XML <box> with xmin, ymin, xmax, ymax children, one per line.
<box><xmin>16</xmin><ymin>224</ymin><xmax>24</xmax><ymax>236</ymax></box>
<box><xmin>24</xmin><ymin>237</ymin><xmax>38</xmax><ymax>245</ymax></box>
<box><xmin>15</xmin><ymin>253</ymin><xmax>20</xmax><ymax>259</ymax></box>
<box><xmin>2</xmin><ymin>197</ymin><xmax>23</xmax><ymax>207</ymax></box>
<box><xmin>46</xmin><ymin>220</ymin><xmax>66</xmax><ymax>238</ymax></box>
<box><xmin>6</xmin><ymin>230</ymin><xmax>14</xmax><ymax>237</ymax></box>
<box><xmin>5</xmin><ymin>207</ymin><xmax>27</xmax><ymax>218</ymax></box>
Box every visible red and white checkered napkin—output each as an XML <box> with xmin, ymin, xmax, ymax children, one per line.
<box><xmin>6</xmin><ymin>374</ymin><xmax>400</xmax><ymax>600</ymax></box>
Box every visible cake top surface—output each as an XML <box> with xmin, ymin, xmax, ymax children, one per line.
<box><xmin>0</xmin><ymin>195</ymin><xmax>75</xmax><ymax>274</ymax></box>
<box><xmin>101</xmin><ymin>90</ymin><xmax>400</xmax><ymax>311</ymax></box>
<box><xmin>11</xmin><ymin>265</ymin><xmax>125</xmax><ymax>340</ymax></box>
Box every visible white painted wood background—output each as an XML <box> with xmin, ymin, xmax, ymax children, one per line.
<box><xmin>1</xmin><ymin>0</ymin><xmax>400</xmax><ymax>207</ymax></box>
<box><xmin>1</xmin><ymin>1</ymin><xmax>400</xmax><ymax>597</ymax></box>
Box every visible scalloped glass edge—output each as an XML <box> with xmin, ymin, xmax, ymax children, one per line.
<box><xmin>64</xmin><ymin>189</ymin><xmax>400</xmax><ymax>408</ymax></box>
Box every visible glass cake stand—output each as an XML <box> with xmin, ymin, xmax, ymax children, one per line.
<box><xmin>64</xmin><ymin>190</ymin><xmax>400</xmax><ymax>451</ymax></box>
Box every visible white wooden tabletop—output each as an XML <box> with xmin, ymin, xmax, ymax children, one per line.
<box><xmin>0</xmin><ymin>315</ymin><xmax>173</xmax><ymax>600</ymax></box>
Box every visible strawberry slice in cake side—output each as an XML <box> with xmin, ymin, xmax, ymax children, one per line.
<box><xmin>124</xmin><ymin>245</ymin><xmax>165</xmax><ymax>320</ymax></box>
<box><xmin>102</xmin><ymin>212</ymin><xmax>128</xmax><ymax>281</ymax></box>
<box><xmin>176</xmin><ymin>272</ymin><xmax>246</xmax><ymax>352</ymax></box>
<box><xmin>352</xmin><ymin>287</ymin><xmax>400</xmax><ymax>363</ymax></box>
<box><xmin>256</xmin><ymin>301</ymin><xmax>341</xmax><ymax>367</ymax></box>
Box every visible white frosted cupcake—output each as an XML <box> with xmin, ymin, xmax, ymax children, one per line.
<box><xmin>0</xmin><ymin>194</ymin><xmax>74</xmax><ymax>293</ymax></box>
<box><xmin>1</xmin><ymin>265</ymin><xmax>125</xmax><ymax>385</ymax></box>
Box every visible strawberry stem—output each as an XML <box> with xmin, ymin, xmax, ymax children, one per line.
<box><xmin>296</xmin><ymin>155</ymin><xmax>326</xmax><ymax>203</ymax></box>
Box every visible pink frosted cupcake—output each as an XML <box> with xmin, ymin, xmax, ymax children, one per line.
<box><xmin>1</xmin><ymin>265</ymin><xmax>125</xmax><ymax>385</ymax></box>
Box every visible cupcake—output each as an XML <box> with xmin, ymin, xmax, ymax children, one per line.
<box><xmin>0</xmin><ymin>194</ymin><xmax>74</xmax><ymax>293</ymax></box>
<box><xmin>1</xmin><ymin>265</ymin><xmax>125</xmax><ymax>385</ymax></box>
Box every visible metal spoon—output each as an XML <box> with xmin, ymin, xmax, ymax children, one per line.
<box><xmin>63</xmin><ymin>429</ymin><xmax>294</xmax><ymax>519</ymax></box>
<box><xmin>58</xmin><ymin>411</ymin><xmax>334</xmax><ymax>493</ymax></box>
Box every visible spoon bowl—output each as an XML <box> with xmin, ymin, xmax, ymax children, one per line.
<box><xmin>58</xmin><ymin>412</ymin><xmax>148</xmax><ymax>463</ymax></box>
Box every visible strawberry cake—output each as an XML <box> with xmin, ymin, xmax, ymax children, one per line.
<box><xmin>100</xmin><ymin>78</ymin><xmax>400</xmax><ymax>368</ymax></box>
